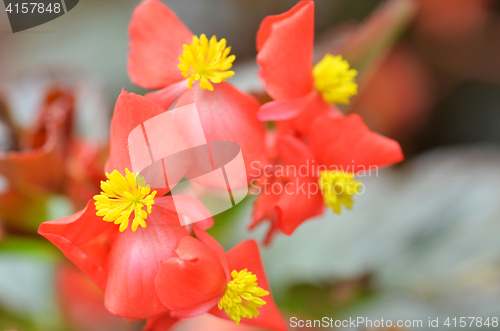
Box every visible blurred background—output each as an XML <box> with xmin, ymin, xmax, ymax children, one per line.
<box><xmin>1</xmin><ymin>0</ymin><xmax>500</xmax><ymax>330</ymax></box>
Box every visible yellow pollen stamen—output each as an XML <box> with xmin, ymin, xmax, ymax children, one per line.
<box><xmin>218</xmin><ymin>269</ymin><xmax>269</xmax><ymax>325</ymax></box>
<box><xmin>93</xmin><ymin>168</ymin><xmax>156</xmax><ymax>232</ymax></box>
<box><xmin>178</xmin><ymin>34</ymin><xmax>236</xmax><ymax>91</ymax></box>
<box><xmin>319</xmin><ymin>170</ymin><xmax>361</xmax><ymax>214</ymax></box>
<box><xmin>313</xmin><ymin>54</ymin><xmax>358</xmax><ymax>105</ymax></box>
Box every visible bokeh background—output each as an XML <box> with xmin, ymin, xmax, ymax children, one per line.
<box><xmin>1</xmin><ymin>0</ymin><xmax>500</xmax><ymax>330</ymax></box>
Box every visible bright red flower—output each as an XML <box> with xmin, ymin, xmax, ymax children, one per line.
<box><xmin>128</xmin><ymin>0</ymin><xmax>267</xmax><ymax>183</ymax></box>
<box><xmin>256</xmin><ymin>1</ymin><xmax>357</xmax><ymax>135</ymax></box>
<box><xmin>144</xmin><ymin>226</ymin><xmax>287</xmax><ymax>331</ymax></box>
<box><xmin>39</xmin><ymin>91</ymin><xmax>214</xmax><ymax>319</ymax></box>
<box><xmin>251</xmin><ymin>114</ymin><xmax>404</xmax><ymax>242</ymax></box>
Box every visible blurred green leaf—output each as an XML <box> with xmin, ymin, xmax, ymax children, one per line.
<box><xmin>0</xmin><ymin>237</ymin><xmax>64</xmax><ymax>330</ymax></box>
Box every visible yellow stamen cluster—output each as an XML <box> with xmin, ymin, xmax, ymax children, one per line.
<box><xmin>94</xmin><ymin>169</ymin><xmax>156</xmax><ymax>232</ymax></box>
<box><xmin>319</xmin><ymin>170</ymin><xmax>361</xmax><ymax>214</ymax></box>
<box><xmin>218</xmin><ymin>269</ymin><xmax>269</xmax><ymax>325</ymax></box>
<box><xmin>313</xmin><ymin>54</ymin><xmax>358</xmax><ymax>105</ymax></box>
<box><xmin>178</xmin><ymin>34</ymin><xmax>235</xmax><ymax>91</ymax></box>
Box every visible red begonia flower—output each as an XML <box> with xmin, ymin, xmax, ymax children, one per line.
<box><xmin>147</xmin><ymin>228</ymin><xmax>287</xmax><ymax>331</ymax></box>
<box><xmin>40</xmin><ymin>194</ymin><xmax>213</xmax><ymax>319</ymax></box>
<box><xmin>39</xmin><ymin>91</ymin><xmax>214</xmax><ymax>319</ymax></box>
<box><xmin>256</xmin><ymin>1</ymin><xmax>355</xmax><ymax>135</ymax></box>
<box><xmin>251</xmin><ymin>114</ymin><xmax>404</xmax><ymax>241</ymax></box>
<box><xmin>128</xmin><ymin>0</ymin><xmax>267</xmax><ymax>183</ymax></box>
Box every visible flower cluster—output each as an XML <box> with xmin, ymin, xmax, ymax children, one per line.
<box><xmin>37</xmin><ymin>0</ymin><xmax>403</xmax><ymax>330</ymax></box>
<box><xmin>251</xmin><ymin>1</ymin><xmax>404</xmax><ymax>243</ymax></box>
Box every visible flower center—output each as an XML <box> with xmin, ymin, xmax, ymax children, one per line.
<box><xmin>94</xmin><ymin>169</ymin><xmax>156</xmax><ymax>232</ymax></box>
<box><xmin>218</xmin><ymin>269</ymin><xmax>269</xmax><ymax>325</ymax></box>
<box><xmin>319</xmin><ymin>170</ymin><xmax>361</xmax><ymax>214</ymax></box>
<box><xmin>178</xmin><ymin>34</ymin><xmax>236</xmax><ymax>91</ymax></box>
<box><xmin>313</xmin><ymin>54</ymin><xmax>358</xmax><ymax>105</ymax></box>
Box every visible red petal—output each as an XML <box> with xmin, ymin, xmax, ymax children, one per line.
<box><xmin>175</xmin><ymin>83</ymin><xmax>267</xmax><ymax>186</ymax></box>
<box><xmin>155</xmin><ymin>236</ymin><xmax>227</xmax><ymax>313</ymax></box>
<box><xmin>128</xmin><ymin>0</ymin><xmax>193</xmax><ymax>89</ymax></box>
<box><xmin>194</xmin><ymin>226</ymin><xmax>230</xmax><ymax>277</ymax></box>
<box><xmin>277</xmin><ymin>135</ymin><xmax>315</xmax><ymax>172</ymax></box>
<box><xmin>292</xmin><ymin>93</ymin><xmax>343</xmax><ymax>135</ymax></box>
<box><xmin>209</xmin><ymin>240</ymin><xmax>288</xmax><ymax>331</ymax></box>
<box><xmin>38</xmin><ymin>201</ymin><xmax>116</xmax><ymax>290</ymax></box>
<box><xmin>257</xmin><ymin>91</ymin><xmax>315</xmax><ymax>121</ymax></box>
<box><xmin>250</xmin><ymin>177</ymin><xmax>282</xmax><ymax>245</ymax></box>
<box><xmin>106</xmin><ymin>90</ymin><xmax>194</xmax><ymax>195</ymax></box>
<box><xmin>106</xmin><ymin>90</ymin><xmax>163</xmax><ymax>174</ymax></box>
<box><xmin>251</xmin><ymin>177</ymin><xmax>281</xmax><ymax>228</ymax></box>
<box><xmin>145</xmin><ymin>80</ymin><xmax>188</xmax><ymax>110</ymax></box>
<box><xmin>275</xmin><ymin>176</ymin><xmax>324</xmax><ymax>235</ymax></box>
<box><xmin>309</xmin><ymin>114</ymin><xmax>404</xmax><ymax>171</ymax></box>
<box><xmin>143</xmin><ymin>313</ymin><xmax>179</xmax><ymax>331</ymax></box>
<box><xmin>256</xmin><ymin>1</ymin><xmax>312</xmax><ymax>51</ymax></box>
<box><xmin>104</xmin><ymin>197</ymin><xmax>190</xmax><ymax>319</ymax></box>
<box><xmin>155</xmin><ymin>194</ymin><xmax>213</xmax><ymax>229</ymax></box>
<box><xmin>256</xmin><ymin>1</ymin><xmax>314</xmax><ymax>100</ymax></box>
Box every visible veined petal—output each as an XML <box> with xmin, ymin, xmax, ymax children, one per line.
<box><xmin>104</xmin><ymin>197</ymin><xmax>190</xmax><ymax>319</ymax></box>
